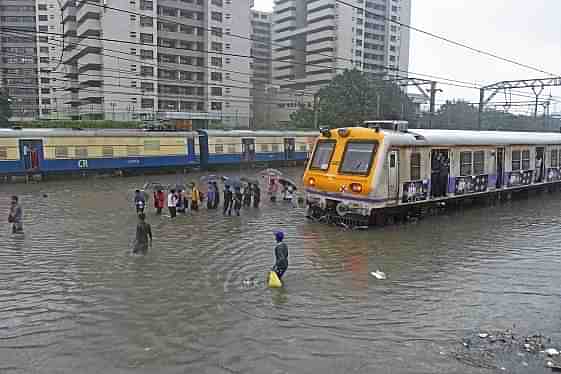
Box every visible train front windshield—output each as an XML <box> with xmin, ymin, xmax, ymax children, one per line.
<box><xmin>339</xmin><ymin>141</ymin><xmax>378</xmax><ymax>175</ymax></box>
<box><xmin>310</xmin><ymin>140</ymin><xmax>336</xmax><ymax>171</ymax></box>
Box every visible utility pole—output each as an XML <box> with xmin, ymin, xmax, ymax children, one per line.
<box><xmin>313</xmin><ymin>93</ymin><xmax>320</xmax><ymax>129</ymax></box>
<box><xmin>478</xmin><ymin>88</ymin><xmax>485</xmax><ymax>130</ymax></box>
<box><xmin>428</xmin><ymin>81</ymin><xmax>440</xmax><ymax>129</ymax></box>
<box><xmin>376</xmin><ymin>93</ymin><xmax>381</xmax><ymax>118</ymax></box>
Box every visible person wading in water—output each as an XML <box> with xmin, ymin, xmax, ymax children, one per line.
<box><xmin>133</xmin><ymin>213</ymin><xmax>152</xmax><ymax>254</ymax></box>
<box><xmin>8</xmin><ymin>195</ymin><xmax>23</xmax><ymax>234</ymax></box>
<box><xmin>272</xmin><ymin>231</ymin><xmax>288</xmax><ymax>280</ymax></box>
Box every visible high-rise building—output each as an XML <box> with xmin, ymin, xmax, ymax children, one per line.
<box><xmin>0</xmin><ymin>0</ymin><xmax>39</xmax><ymax>120</ymax></box>
<box><xmin>57</xmin><ymin>0</ymin><xmax>251</xmax><ymax>126</ymax></box>
<box><xmin>272</xmin><ymin>0</ymin><xmax>412</xmax><ymax>93</ymax></box>
<box><xmin>249</xmin><ymin>7</ymin><xmax>272</xmax><ymax>128</ymax></box>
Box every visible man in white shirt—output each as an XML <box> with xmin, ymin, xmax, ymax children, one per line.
<box><xmin>167</xmin><ymin>189</ymin><xmax>178</xmax><ymax>218</ymax></box>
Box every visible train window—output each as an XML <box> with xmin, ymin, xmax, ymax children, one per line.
<box><xmin>271</xmin><ymin>144</ymin><xmax>279</xmax><ymax>152</ymax></box>
<box><xmin>512</xmin><ymin>151</ymin><xmax>521</xmax><ymax>171</ymax></box>
<box><xmin>127</xmin><ymin>145</ymin><xmax>141</xmax><ymax>157</ymax></box>
<box><xmin>522</xmin><ymin>150</ymin><xmax>530</xmax><ymax>170</ymax></box>
<box><xmin>0</xmin><ymin>147</ymin><xmax>7</xmax><ymax>160</ymax></box>
<box><xmin>75</xmin><ymin>147</ymin><xmax>88</xmax><ymax>158</ymax></box>
<box><xmin>215</xmin><ymin>144</ymin><xmax>224</xmax><ymax>153</ymax></box>
<box><xmin>299</xmin><ymin>144</ymin><xmax>307</xmax><ymax>152</ymax></box>
<box><xmin>473</xmin><ymin>151</ymin><xmax>485</xmax><ymax>175</ymax></box>
<box><xmin>102</xmin><ymin>146</ymin><xmax>114</xmax><ymax>158</ymax></box>
<box><xmin>55</xmin><ymin>146</ymin><xmax>68</xmax><ymax>158</ymax></box>
<box><xmin>144</xmin><ymin>140</ymin><xmax>160</xmax><ymax>151</ymax></box>
<box><xmin>552</xmin><ymin>150</ymin><xmax>559</xmax><ymax>168</ymax></box>
<box><xmin>459</xmin><ymin>152</ymin><xmax>472</xmax><ymax>176</ymax></box>
<box><xmin>310</xmin><ymin>140</ymin><xmax>336</xmax><ymax>171</ymax></box>
<box><xmin>339</xmin><ymin>141</ymin><xmax>377</xmax><ymax>175</ymax></box>
<box><xmin>260</xmin><ymin>144</ymin><xmax>269</xmax><ymax>152</ymax></box>
<box><xmin>410</xmin><ymin>152</ymin><xmax>421</xmax><ymax>180</ymax></box>
<box><xmin>227</xmin><ymin>145</ymin><xmax>236</xmax><ymax>153</ymax></box>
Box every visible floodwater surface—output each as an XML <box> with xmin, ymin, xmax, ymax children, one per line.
<box><xmin>0</xmin><ymin>168</ymin><xmax>560</xmax><ymax>373</ymax></box>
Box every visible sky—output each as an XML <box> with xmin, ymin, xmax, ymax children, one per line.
<box><xmin>252</xmin><ymin>0</ymin><xmax>561</xmax><ymax>115</ymax></box>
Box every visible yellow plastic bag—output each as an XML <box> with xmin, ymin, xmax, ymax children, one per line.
<box><xmin>268</xmin><ymin>271</ymin><xmax>282</xmax><ymax>288</ymax></box>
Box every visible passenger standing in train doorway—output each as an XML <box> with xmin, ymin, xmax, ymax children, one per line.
<box><xmin>8</xmin><ymin>195</ymin><xmax>23</xmax><ymax>234</ymax></box>
<box><xmin>439</xmin><ymin>155</ymin><xmax>449</xmax><ymax>197</ymax></box>
<box><xmin>223</xmin><ymin>185</ymin><xmax>233</xmax><ymax>216</ymax></box>
<box><xmin>168</xmin><ymin>189</ymin><xmax>178</xmax><ymax>218</ymax></box>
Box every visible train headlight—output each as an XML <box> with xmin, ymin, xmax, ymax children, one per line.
<box><xmin>350</xmin><ymin>183</ymin><xmax>362</xmax><ymax>193</ymax></box>
<box><xmin>308</xmin><ymin>177</ymin><xmax>316</xmax><ymax>186</ymax></box>
<box><xmin>338</xmin><ymin>128</ymin><xmax>350</xmax><ymax>137</ymax></box>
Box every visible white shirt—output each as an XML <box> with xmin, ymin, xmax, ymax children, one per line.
<box><xmin>167</xmin><ymin>193</ymin><xmax>177</xmax><ymax>207</ymax></box>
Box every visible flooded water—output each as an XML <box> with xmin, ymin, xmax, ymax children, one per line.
<box><xmin>1</xmin><ymin>167</ymin><xmax>560</xmax><ymax>374</ymax></box>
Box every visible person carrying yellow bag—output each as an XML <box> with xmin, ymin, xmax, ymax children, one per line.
<box><xmin>268</xmin><ymin>231</ymin><xmax>288</xmax><ymax>288</ymax></box>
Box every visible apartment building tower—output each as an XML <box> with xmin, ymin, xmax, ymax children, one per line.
<box><xmin>272</xmin><ymin>0</ymin><xmax>412</xmax><ymax>93</ymax></box>
<box><xmin>249</xmin><ymin>6</ymin><xmax>272</xmax><ymax>128</ymax></box>
<box><xmin>0</xmin><ymin>0</ymin><xmax>39</xmax><ymax>120</ymax></box>
<box><xmin>58</xmin><ymin>0</ymin><xmax>251</xmax><ymax>126</ymax></box>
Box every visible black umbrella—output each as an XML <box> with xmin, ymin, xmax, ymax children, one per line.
<box><xmin>222</xmin><ymin>176</ymin><xmax>242</xmax><ymax>189</ymax></box>
<box><xmin>278</xmin><ymin>177</ymin><xmax>298</xmax><ymax>190</ymax></box>
<box><xmin>200</xmin><ymin>175</ymin><xmax>220</xmax><ymax>183</ymax></box>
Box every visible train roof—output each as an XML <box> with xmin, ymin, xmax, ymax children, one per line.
<box><xmin>0</xmin><ymin>128</ymin><xmax>198</xmax><ymax>138</ymax></box>
<box><xmin>384</xmin><ymin>129</ymin><xmax>561</xmax><ymax>146</ymax></box>
<box><xmin>200</xmin><ymin>129</ymin><xmax>318</xmax><ymax>137</ymax></box>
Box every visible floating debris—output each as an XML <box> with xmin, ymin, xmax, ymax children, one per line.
<box><xmin>370</xmin><ymin>270</ymin><xmax>387</xmax><ymax>280</ymax></box>
<box><xmin>479</xmin><ymin>333</ymin><xmax>489</xmax><ymax>339</ymax></box>
<box><xmin>546</xmin><ymin>348</ymin><xmax>560</xmax><ymax>356</ymax></box>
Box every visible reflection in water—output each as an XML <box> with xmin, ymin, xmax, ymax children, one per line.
<box><xmin>0</xmin><ymin>170</ymin><xmax>560</xmax><ymax>373</ymax></box>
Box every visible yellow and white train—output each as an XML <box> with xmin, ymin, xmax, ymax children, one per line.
<box><xmin>303</xmin><ymin>121</ymin><xmax>561</xmax><ymax>225</ymax></box>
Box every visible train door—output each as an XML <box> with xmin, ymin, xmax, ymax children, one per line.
<box><xmin>388</xmin><ymin>150</ymin><xmax>399</xmax><ymax>200</ymax></box>
<box><xmin>241</xmin><ymin>138</ymin><xmax>255</xmax><ymax>162</ymax></box>
<box><xmin>496</xmin><ymin>148</ymin><xmax>505</xmax><ymax>188</ymax></box>
<box><xmin>19</xmin><ymin>139</ymin><xmax>43</xmax><ymax>171</ymax></box>
<box><xmin>535</xmin><ymin>147</ymin><xmax>545</xmax><ymax>182</ymax></box>
<box><xmin>284</xmin><ymin>138</ymin><xmax>295</xmax><ymax>160</ymax></box>
<box><xmin>430</xmin><ymin>149</ymin><xmax>450</xmax><ymax>198</ymax></box>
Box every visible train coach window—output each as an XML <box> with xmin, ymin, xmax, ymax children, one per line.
<box><xmin>460</xmin><ymin>152</ymin><xmax>472</xmax><ymax>176</ymax></box>
<box><xmin>75</xmin><ymin>147</ymin><xmax>88</xmax><ymax>158</ymax></box>
<box><xmin>339</xmin><ymin>141</ymin><xmax>377</xmax><ymax>175</ymax></box>
<box><xmin>552</xmin><ymin>150</ymin><xmax>559</xmax><ymax>168</ymax></box>
<box><xmin>127</xmin><ymin>145</ymin><xmax>141</xmax><ymax>157</ymax></box>
<box><xmin>215</xmin><ymin>144</ymin><xmax>224</xmax><ymax>153</ymax></box>
<box><xmin>260</xmin><ymin>144</ymin><xmax>269</xmax><ymax>152</ymax></box>
<box><xmin>227</xmin><ymin>145</ymin><xmax>236</xmax><ymax>153</ymax></box>
<box><xmin>55</xmin><ymin>146</ymin><xmax>68</xmax><ymax>158</ymax></box>
<box><xmin>0</xmin><ymin>147</ymin><xmax>7</xmax><ymax>160</ymax></box>
<box><xmin>410</xmin><ymin>152</ymin><xmax>421</xmax><ymax>180</ymax></box>
<box><xmin>512</xmin><ymin>150</ymin><xmax>521</xmax><ymax>171</ymax></box>
<box><xmin>102</xmin><ymin>146</ymin><xmax>114</xmax><ymax>158</ymax></box>
<box><xmin>473</xmin><ymin>151</ymin><xmax>485</xmax><ymax>175</ymax></box>
<box><xmin>299</xmin><ymin>144</ymin><xmax>307</xmax><ymax>152</ymax></box>
<box><xmin>271</xmin><ymin>144</ymin><xmax>279</xmax><ymax>152</ymax></box>
<box><xmin>144</xmin><ymin>140</ymin><xmax>160</xmax><ymax>151</ymax></box>
<box><xmin>310</xmin><ymin>140</ymin><xmax>335</xmax><ymax>171</ymax></box>
<box><xmin>522</xmin><ymin>150</ymin><xmax>530</xmax><ymax>170</ymax></box>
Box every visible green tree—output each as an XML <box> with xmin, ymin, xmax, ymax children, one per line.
<box><xmin>0</xmin><ymin>93</ymin><xmax>12</xmax><ymax>126</ymax></box>
<box><xmin>433</xmin><ymin>100</ymin><xmax>478</xmax><ymax>129</ymax></box>
<box><xmin>288</xmin><ymin>107</ymin><xmax>315</xmax><ymax>129</ymax></box>
<box><xmin>289</xmin><ymin>69</ymin><xmax>416</xmax><ymax>128</ymax></box>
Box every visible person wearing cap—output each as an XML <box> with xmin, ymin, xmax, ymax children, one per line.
<box><xmin>272</xmin><ymin>231</ymin><xmax>288</xmax><ymax>279</ymax></box>
<box><xmin>133</xmin><ymin>213</ymin><xmax>152</xmax><ymax>255</ymax></box>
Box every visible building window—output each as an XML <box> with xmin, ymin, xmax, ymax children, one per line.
<box><xmin>410</xmin><ymin>152</ymin><xmax>421</xmax><ymax>180</ymax></box>
<box><xmin>211</xmin><ymin>42</ymin><xmax>223</xmax><ymax>51</ymax></box>
<box><xmin>211</xmin><ymin>72</ymin><xmax>222</xmax><ymax>81</ymax></box>
<box><xmin>211</xmin><ymin>12</ymin><xmax>223</xmax><ymax>22</ymax></box>
<box><xmin>55</xmin><ymin>146</ymin><xmax>68</xmax><ymax>158</ymax></box>
<box><xmin>211</xmin><ymin>57</ymin><xmax>222</xmax><ymax>67</ymax></box>
<box><xmin>473</xmin><ymin>151</ymin><xmax>485</xmax><ymax>175</ymax></box>
<box><xmin>459</xmin><ymin>151</ymin><xmax>472</xmax><ymax>176</ymax></box>
<box><xmin>140</xmin><ymin>16</ymin><xmax>153</xmax><ymax>26</ymax></box>
<box><xmin>140</xmin><ymin>33</ymin><xmax>153</xmax><ymax>44</ymax></box>
<box><xmin>211</xmin><ymin>102</ymin><xmax>222</xmax><ymax>110</ymax></box>
<box><xmin>551</xmin><ymin>149</ymin><xmax>558</xmax><ymax>168</ymax></box>
<box><xmin>141</xmin><ymin>82</ymin><xmax>154</xmax><ymax>92</ymax></box>
<box><xmin>140</xmin><ymin>66</ymin><xmax>154</xmax><ymax>76</ymax></box>
<box><xmin>512</xmin><ymin>150</ymin><xmax>521</xmax><ymax>171</ymax></box>
<box><xmin>141</xmin><ymin>98</ymin><xmax>154</xmax><ymax>108</ymax></box>
<box><xmin>522</xmin><ymin>150</ymin><xmax>530</xmax><ymax>170</ymax></box>
<box><xmin>102</xmin><ymin>146</ymin><xmax>114</xmax><ymax>158</ymax></box>
<box><xmin>211</xmin><ymin>87</ymin><xmax>222</xmax><ymax>96</ymax></box>
<box><xmin>211</xmin><ymin>0</ymin><xmax>223</xmax><ymax>6</ymax></box>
